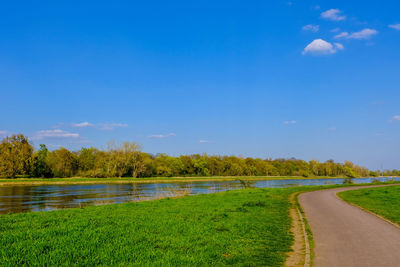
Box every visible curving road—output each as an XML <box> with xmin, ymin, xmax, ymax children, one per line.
<box><xmin>299</xmin><ymin>185</ymin><xmax>400</xmax><ymax>267</ymax></box>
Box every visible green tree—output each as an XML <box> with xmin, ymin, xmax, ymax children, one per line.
<box><xmin>47</xmin><ymin>148</ymin><xmax>78</xmax><ymax>177</ymax></box>
<box><xmin>105</xmin><ymin>142</ymin><xmax>145</xmax><ymax>178</ymax></box>
<box><xmin>193</xmin><ymin>157</ymin><xmax>210</xmax><ymax>176</ymax></box>
<box><xmin>0</xmin><ymin>134</ymin><xmax>34</xmax><ymax>178</ymax></box>
<box><xmin>33</xmin><ymin>144</ymin><xmax>52</xmax><ymax>177</ymax></box>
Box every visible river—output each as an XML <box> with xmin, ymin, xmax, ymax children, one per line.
<box><xmin>1</xmin><ymin>177</ymin><xmax>399</xmax><ymax>214</ymax></box>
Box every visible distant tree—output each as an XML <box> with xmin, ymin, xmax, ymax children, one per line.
<box><xmin>344</xmin><ymin>166</ymin><xmax>357</xmax><ymax>178</ymax></box>
<box><xmin>369</xmin><ymin>171</ymin><xmax>378</xmax><ymax>177</ymax></box>
<box><xmin>47</xmin><ymin>147</ymin><xmax>78</xmax><ymax>177</ymax></box>
<box><xmin>193</xmin><ymin>157</ymin><xmax>210</xmax><ymax>176</ymax></box>
<box><xmin>78</xmin><ymin>148</ymin><xmax>97</xmax><ymax>172</ymax></box>
<box><xmin>105</xmin><ymin>142</ymin><xmax>145</xmax><ymax>178</ymax></box>
<box><xmin>92</xmin><ymin>151</ymin><xmax>110</xmax><ymax>177</ymax></box>
<box><xmin>309</xmin><ymin>160</ymin><xmax>320</xmax><ymax>176</ymax></box>
<box><xmin>33</xmin><ymin>144</ymin><xmax>53</xmax><ymax>178</ymax></box>
<box><xmin>0</xmin><ymin>134</ymin><xmax>34</xmax><ymax>178</ymax></box>
<box><xmin>179</xmin><ymin>155</ymin><xmax>195</xmax><ymax>176</ymax></box>
<box><xmin>3</xmin><ymin>133</ymin><xmax>393</xmax><ymax>179</ymax></box>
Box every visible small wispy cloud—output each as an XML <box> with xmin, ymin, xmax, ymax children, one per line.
<box><xmin>334</xmin><ymin>28</ymin><xmax>378</xmax><ymax>40</ymax></box>
<box><xmin>71</xmin><ymin>122</ymin><xmax>128</xmax><ymax>131</ymax></box>
<box><xmin>71</xmin><ymin>122</ymin><xmax>94</xmax><ymax>128</ymax></box>
<box><xmin>302</xmin><ymin>39</ymin><xmax>343</xmax><ymax>55</ymax></box>
<box><xmin>302</xmin><ymin>24</ymin><xmax>319</xmax><ymax>32</ymax></box>
<box><xmin>334</xmin><ymin>43</ymin><xmax>344</xmax><ymax>50</ymax></box>
<box><xmin>331</xmin><ymin>27</ymin><xmax>341</xmax><ymax>33</ymax></box>
<box><xmin>33</xmin><ymin>129</ymin><xmax>80</xmax><ymax>140</ymax></box>
<box><xmin>199</xmin><ymin>140</ymin><xmax>210</xmax><ymax>143</ymax></box>
<box><xmin>334</xmin><ymin>32</ymin><xmax>349</xmax><ymax>38</ymax></box>
<box><xmin>328</xmin><ymin>126</ymin><xmax>337</xmax><ymax>131</ymax></box>
<box><xmin>389</xmin><ymin>24</ymin><xmax>400</xmax><ymax>31</ymax></box>
<box><xmin>283</xmin><ymin>120</ymin><xmax>297</xmax><ymax>125</ymax></box>
<box><xmin>147</xmin><ymin>133</ymin><xmax>176</xmax><ymax>139</ymax></box>
<box><xmin>391</xmin><ymin>115</ymin><xmax>400</xmax><ymax>122</ymax></box>
<box><xmin>321</xmin><ymin>9</ymin><xmax>346</xmax><ymax>21</ymax></box>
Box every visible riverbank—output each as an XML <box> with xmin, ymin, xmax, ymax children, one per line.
<box><xmin>0</xmin><ymin>187</ymin><xmax>298</xmax><ymax>266</ymax></box>
<box><xmin>0</xmin><ymin>175</ymin><xmax>386</xmax><ymax>186</ymax></box>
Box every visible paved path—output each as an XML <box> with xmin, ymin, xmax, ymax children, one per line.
<box><xmin>299</xmin><ymin>185</ymin><xmax>400</xmax><ymax>267</ymax></box>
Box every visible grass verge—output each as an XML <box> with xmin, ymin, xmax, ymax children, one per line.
<box><xmin>338</xmin><ymin>185</ymin><xmax>400</xmax><ymax>225</ymax></box>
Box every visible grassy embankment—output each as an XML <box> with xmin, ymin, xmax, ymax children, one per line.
<box><xmin>0</xmin><ymin>175</ymin><xmax>358</xmax><ymax>186</ymax></box>
<box><xmin>339</xmin><ymin>185</ymin><xmax>400</xmax><ymax>225</ymax></box>
<box><xmin>0</xmin><ymin>187</ymin><xmax>299</xmax><ymax>266</ymax></box>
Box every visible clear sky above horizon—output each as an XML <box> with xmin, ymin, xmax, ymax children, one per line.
<box><xmin>1</xmin><ymin>0</ymin><xmax>399</xmax><ymax>170</ymax></box>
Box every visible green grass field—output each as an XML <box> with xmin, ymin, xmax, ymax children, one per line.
<box><xmin>0</xmin><ymin>187</ymin><xmax>302</xmax><ymax>266</ymax></box>
<box><xmin>339</xmin><ymin>185</ymin><xmax>400</xmax><ymax>225</ymax></box>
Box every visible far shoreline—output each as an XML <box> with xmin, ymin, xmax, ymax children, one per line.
<box><xmin>0</xmin><ymin>176</ymin><xmax>396</xmax><ymax>186</ymax></box>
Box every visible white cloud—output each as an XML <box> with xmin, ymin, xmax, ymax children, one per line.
<box><xmin>199</xmin><ymin>140</ymin><xmax>210</xmax><ymax>143</ymax></box>
<box><xmin>389</xmin><ymin>24</ymin><xmax>400</xmax><ymax>30</ymax></box>
<box><xmin>334</xmin><ymin>32</ymin><xmax>349</xmax><ymax>39</ymax></box>
<box><xmin>33</xmin><ymin>129</ymin><xmax>80</xmax><ymax>140</ymax></box>
<box><xmin>328</xmin><ymin>126</ymin><xmax>337</xmax><ymax>131</ymax></box>
<box><xmin>302</xmin><ymin>24</ymin><xmax>319</xmax><ymax>32</ymax></box>
<box><xmin>302</xmin><ymin>39</ymin><xmax>343</xmax><ymax>55</ymax></box>
<box><xmin>334</xmin><ymin>28</ymin><xmax>377</xmax><ymax>40</ymax></box>
<box><xmin>348</xmin><ymin>28</ymin><xmax>377</xmax><ymax>39</ymax></box>
<box><xmin>392</xmin><ymin>115</ymin><xmax>400</xmax><ymax>122</ymax></box>
<box><xmin>321</xmin><ymin>9</ymin><xmax>346</xmax><ymax>21</ymax></box>
<box><xmin>70</xmin><ymin>122</ymin><xmax>128</xmax><ymax>130</ymax></box>
<box><xmin>147</xmin><ymin>133</ymin><xmax>176</xmax><ymax>139</ymax></box>
<box><xmin>71</xmin><ymin>122</ymin><xmax>94</xmax><ymax>128</ymax></box>
<box><xmin>334</xmin><ymin>43</ymin><xmax>344</xmax><ymax>50</ymax></box>
<box><xmin>331</xmin><ymin>27</ymin><xmax>341</xmax><ymax>33</ymax></box>
<box><xmin>283</xmin><ymin>120</ymin><xmax>297</xmax><ymax>125</ymax></box>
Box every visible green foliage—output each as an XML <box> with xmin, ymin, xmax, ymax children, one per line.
<box><xmin>369</xmin><ymin>171</ymin><xmax>378</xmax><ymax>177</ymax></box>
<box><xmin>32</xmin><ymin>144</ymin><xmax>52</xmax><ymax>178</ymax></box>
<box><xmin>0</xmin><ymin>134</ymin><xmax>394</xmax><ymax>179</ymax></box>
<box><xmin>0</xmin><ymin>188</ymin><xmax>295</xmax><ymax>266</ymax></box>
<box><xmin>339</xmin><ymin>186</ymin><xmax>400</xmax><ymax>224</ymax></box>
<box><xmin>46</xmin><ymin>147</ymin><xmax>78</xmax><ymax>177</ymax></box>
<box><xmin>0</xmin><ymin>134</ymin><xmax>34</xmax><ymax>178</ymax></box>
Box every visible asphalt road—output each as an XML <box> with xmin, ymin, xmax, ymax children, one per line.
<box><xmin>299</xmin><ymin>185</ymin><xmax>400</xmax><ymax>267</ymax></box>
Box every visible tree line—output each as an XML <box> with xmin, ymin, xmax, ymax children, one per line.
<box><xmin>0</xmin><ymin>134</ymin><xmax>399</xmax><ymax>179</ymax></box>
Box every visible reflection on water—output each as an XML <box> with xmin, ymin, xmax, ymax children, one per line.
<box><xmin>1</xmin><ymin>177</ymin><xmax>399</xmax><ymax>214</ymax></box>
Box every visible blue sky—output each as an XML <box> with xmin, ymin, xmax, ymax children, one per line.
<box><xmin>1</xmin><ymin>0</ymin><xmax>399</xmax><ymax>170</ymax></box>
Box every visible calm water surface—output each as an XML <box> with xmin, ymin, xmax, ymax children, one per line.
<box><xmin>1</xmin><ymin>177</ymin><xmax>399</xmax><ymax>214</ymax></box>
